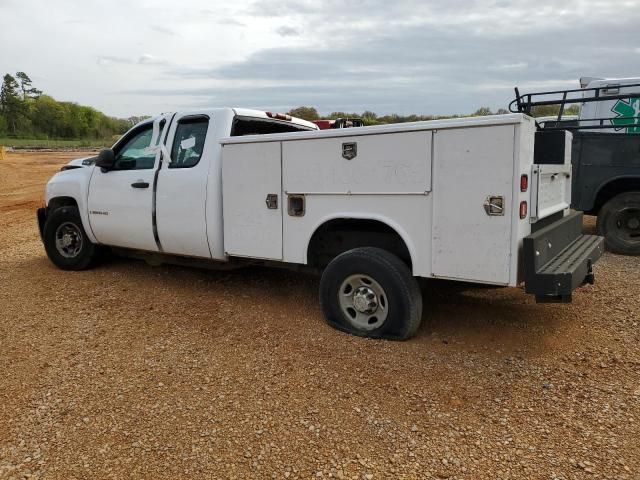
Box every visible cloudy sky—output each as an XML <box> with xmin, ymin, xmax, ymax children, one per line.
<box><xmin>0</xmin><ymin>0</ymin><xmax>638</xmax><ymax>118</ymax></box>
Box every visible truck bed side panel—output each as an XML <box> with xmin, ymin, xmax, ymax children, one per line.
<box><xmin>281</xmin><ymin>132</ymin><xmax>432</xmax><ymax>276</ymax></box>
<box><xmin>220</xmin><ymin>115</ymin><xmax>530</xmax><ymax>282</ymax></box>
<box><xmin>282</xmin><ymin>195</ymin><xmax>432</xmax><ymax>277</ymax></box>
<box><xmin>282</xmin><ymin>132</ymin><xmax>432</xmax><ymax>194</ymax></box>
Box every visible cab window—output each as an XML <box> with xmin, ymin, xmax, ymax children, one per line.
<box><xmin>113</xmin><ymin>124</ymin><xmax>157</xmax><ymax>170</ymax></box>
<box><xmin>231</xmin><ymin>116</ymin><xmax>315</xmax><ymax>136</ymax></box>
<box><xmin>170</xmin><ymin>116</ymin><xmax>209</xmax><ymax>168</ymax></box>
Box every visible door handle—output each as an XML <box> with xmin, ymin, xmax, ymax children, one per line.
<box><xmin>131</xmin><ymin>181</ymin><xmax>150</xmax><ymax>189</ymax></box>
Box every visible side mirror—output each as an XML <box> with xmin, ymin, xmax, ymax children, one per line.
<box><xmin>96</xmin><ymin>149</ymin><xmax>115</xmax><ymax>171</ymax></box>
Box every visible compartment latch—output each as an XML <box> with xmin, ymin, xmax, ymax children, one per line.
<box><xmin>265</xmin><ymin>194</ymin><xmax>278</xmax><ymax>209</ymax></box>
<box><xmin>483</xmin><ymin>196</ymin><xmax>505</xmax><ymax>216</ymax></box>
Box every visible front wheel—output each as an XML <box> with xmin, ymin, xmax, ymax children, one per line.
<box><xmin>43</xmin><ymin>206</ymin><xmax>98</xmax><ymax>270</ymax></box>
<box><xmin>319</xmin><ymin>247</ymin><xmax>423</xmax><ymax>340</ymax></box>
<box><xmin>597</xmin><ymin>192</ymin><xmax>640</xmax><ymax>255</ymax></box>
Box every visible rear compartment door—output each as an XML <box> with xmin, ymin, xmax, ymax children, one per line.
<box><xmin>221</xmin><ymin>141</ymin><xmax>283</xmax><ymax>260</ymax></box>
<box><xmin>431</xmin><ymin>125</ymin><xmax>515</xmax><ymax>284</ymax></box>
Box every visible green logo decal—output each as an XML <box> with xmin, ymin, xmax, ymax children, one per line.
<box><xmin>611</xmin><ymin>97</ymin><xmax>640</xmax><ymax>134</ymax></box>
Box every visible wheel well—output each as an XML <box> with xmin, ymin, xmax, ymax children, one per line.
<box><xmin>307</xmin><ymin>219</ymin><xmax>412</xmax><ymax>270</ymax></box>
<box><xmin>47</xmin><ymin>196</ymin><xmax>78</xmax><ymax>213</ymax></box>
<box><xmin>592</xmin><ymin>178</ymin><xmax>640</xmax><ymax>214</ymax></box>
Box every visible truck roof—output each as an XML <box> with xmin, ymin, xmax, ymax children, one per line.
<box><xmin>220</xmin><ymin>113</ymin><xmax>531</xmax><ymax>145</ymax></box>
<box><xmin>581</xmin><ymin>76</ymin><xmax>640</xmax><ymax>88</ymax></box>
<box><xmin>147</xmin><ymin>108</ymin><xmax>318</xmax><ymax>131</ymax></box>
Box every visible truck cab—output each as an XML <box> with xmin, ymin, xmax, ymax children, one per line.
<box><xmin>41</xmin><ymin>108</ymin><xmax>317</xmax><ymax>260</ymax></box>
<box><xmin>578</xmin><ymin>77</ymin><xmax>640</xmax><ymax>133</ymax></box>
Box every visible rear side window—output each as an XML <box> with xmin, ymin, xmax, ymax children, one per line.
<box><xmin>231</xmin><ymin>116</ymin><xmax>315</xmax><ymax>136</ymax></box>
<box><xmin>170</xmin><ymin>116</ymin><xmax>209</xmax><ymax>168</ymax></box>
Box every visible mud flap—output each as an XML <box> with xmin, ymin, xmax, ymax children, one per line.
<box><xmin>37</xmin><ymin>207</ymin><xmax>47</xmax><ymax>243</ymax></box>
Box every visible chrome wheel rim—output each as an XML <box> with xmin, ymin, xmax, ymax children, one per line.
<box><xmin>55</xmin><ymin>222</ymin><xmax>83</xmax><ymax>258</ymax></box>
<box><xmin>338</xmin><ymin>274</ymin><xmax>388</xmax><ymax>330</ymax></box>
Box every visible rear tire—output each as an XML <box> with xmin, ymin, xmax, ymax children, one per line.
<box><xmin>43</xmin><ymin>206</ymin><xmax>98</xmax><ymax>270</ymax></box>
<box><xmin>319</xmin><ymin>247</ymin><xmax>423</xmax><ymax>340</ymax></box>
<box><xmin>597</xmin><ymin>192</ymin><xmax>640</xmax><ymax>255</ymax></box>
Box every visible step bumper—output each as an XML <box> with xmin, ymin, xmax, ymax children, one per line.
<box><xmin>524</xmin><ymin>211</ymin><xmax>604</xmax><ymax>303</ymax></box>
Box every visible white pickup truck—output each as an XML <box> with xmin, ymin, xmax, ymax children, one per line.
<box><xmin>38</xmin><ymin>108</ymin><xmax>604</xmax><ymax>340</ymax></box>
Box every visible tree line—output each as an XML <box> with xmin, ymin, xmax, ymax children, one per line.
<box><xmin>0</xmin><ymin>71</ymin><xmax>581</xmax><ymax>140</ymax></box>
<box><xmin>0</xmin><ymin>72</ymin><xmax>132</xmax><ymax>140</ymax></box>
<box><xmin>287</xmin><ymin>104</ymin><xmax>579</xmax><ymax>124</ymax></box>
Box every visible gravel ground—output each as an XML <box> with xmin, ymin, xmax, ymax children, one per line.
<box><xmin>0</xmin><ymin>151</ymin><xmax>638</xmax><ymax>480</ymax></box>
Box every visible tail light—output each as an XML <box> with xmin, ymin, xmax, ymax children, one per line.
<box><xmin>520</xmin><ymin>174</ymin><xmax>528</xmax><ymax>192</ymax></box>
<box><xmin>519</xmin><ymin>201</ymin><xmax>528</xmax><ymax>219</ymax></box>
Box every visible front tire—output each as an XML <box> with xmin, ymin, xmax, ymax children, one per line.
<box><xmin>597</xmin><ymin>192</ymin><xmax>640</xmax><ymax>255</ymax></box>
<box><xmin>43</xmin><ymin>206</ymin><xmax>98</xmax><ymax>270</ymax></box>
<box><xmin>319</xmin><ymin>247</ymin><xmax>423</xmax><ymax>340</ymax></box>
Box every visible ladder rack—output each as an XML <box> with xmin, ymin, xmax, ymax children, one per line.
<box><xmin>509</xmin><ymin>83</ymin><xmax>640</xmax><ymax>131</ymax></box>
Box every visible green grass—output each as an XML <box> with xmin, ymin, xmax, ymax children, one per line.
<box><xmin>0</xmin><ymin>138</ymin><xmax>112</xmax><ymax>149</ymax></box>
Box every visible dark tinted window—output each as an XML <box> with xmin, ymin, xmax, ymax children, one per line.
<box><xmin>170</xmin><ymin>117</ymin><xmax>209</xmax><ymax>169</ymax></box>
<box><xmin>231</xmin><ymin>116</ymin><xmax>314</xmax><ymax>136</ymax></box>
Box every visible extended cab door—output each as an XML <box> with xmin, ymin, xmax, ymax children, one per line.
<box><xmin>155</xmin><ymin>114</ymin><xmax>212</xmax><ymax>258</ymax></box>
<box><xmin>87</xmin><ymin>118</ymin><xmax>167</xmax><ymax>251</ymax></box>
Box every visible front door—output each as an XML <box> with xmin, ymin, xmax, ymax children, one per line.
<box><xmin>88</xmin><ymin>119</ymin><xmax>165</xmax><ymax>251</ymax></box>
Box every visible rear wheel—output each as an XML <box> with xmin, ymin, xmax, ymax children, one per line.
<box><xmin>319</xmin><ymin>247</ymin><xmax>422</xmax><ymax>340</ymax></box>
<box><xmin>43</xmin><ymin>206</ymin><xmax>98</xmax><ymax>270</ymax></box>
<box><xmin>597</xmin><ymin>192</ymin><xmax>640</xmax><ymax>256</ymax></box>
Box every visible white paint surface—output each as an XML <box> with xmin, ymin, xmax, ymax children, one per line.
<box><xmin>282</xmin><ymin>131</ymin><xmax>431</xmax><ymax>194</ymax></box>
<box><xmin>431</xmin><ymin>125</ymin><xmax>516</xmax><ymax>284</ymax></box>
<box><xmin>87</xmin><ymin>167</ymin><xmax>158</xmax><ymax>251</ymax></box>
<box><xmin>156</xmin><ymin>112</ymin><xmax>213</xmax><ymax>258</ymax></box>
<box><xmin>222</xmin><ymin>141</ymin><xmax>283</xmax><ymax>260</ymax></box>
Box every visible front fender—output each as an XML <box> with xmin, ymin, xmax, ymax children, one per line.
<box><xmin>590</xmin><ymin>175</ymin><xmax>640</xmax><ymax>213</ymax></box>
<box><xmin>45</xmin><ymin>167</ymin><xmax>97</xmax><ymax>244</ymax></box>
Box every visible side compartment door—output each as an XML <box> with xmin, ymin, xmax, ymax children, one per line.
<box><xmin>87</xmin><ymin>120</ymin><xmax>165</xmax><ymax>251</ymax></box>
<box><xmin>155</xmin><ymin>114</ymin><xmax>213</xmax><ymax>258</ymax></box>
<box><xmin>221</xmin><ymin>141</ymin><xmax>283</xmax><ymax>260</ymax></box>
<box><xmin>431</xmin><ymin>125</ymin><xmax>515</xmax><ymax>284</ymax></box>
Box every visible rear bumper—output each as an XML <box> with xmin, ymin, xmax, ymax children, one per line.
<box><xmin>37</xmin><ymin>207</ymin><xmax>46</xmax><ymax>243</ymax></box>
<box><xmin>524</xmin><ymin>211</ymin><xmax>604</xmax><ymax>302</ymax></box>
